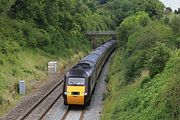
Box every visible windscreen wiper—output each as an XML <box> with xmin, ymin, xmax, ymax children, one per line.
<box><xmin>70</xmin><ymin>81</ymin><xmax>78</xmax><ymax>86</ymax></box>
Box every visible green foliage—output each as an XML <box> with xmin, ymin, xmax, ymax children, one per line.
<box><xmin>145</xmin><ymin>43</ymin><xmax>171</xmax><ymax>77</ymax></box>
<box><xmin>0</xmin><ymin>95</ymin><xmax>4</xmax><ymax>105</ymax></box>
<box><xmin>117</xmin><ymin>11</ymin><xmax>150</xmax><ymax>49</ymax></box>
<box><xmin>0</xmin><ymin>0</ymin><xmax>112</xmax><ymax>56</ymax></box>
<box><xmin>102</xmin><ymin>50</ymin><xmax>180</xmax><ymax>120</ymax></box>
<box><xmin>0</xmin><ymin>76</ymin><xmax>8</xmax><ymax>91</ymax></box>
<box><xmin>163</xmin><ymin>14</ymin><xmax>180</xmax><ymax>49</ymax></box>
<box><xmin>174</xmin><ymin>37</ymin><xmax>180</xmax><ymax>48</ymax></box>
<box><xmin>106</xmin><ymin>0</ymin><xmax>164</xmax><ymax>26</ymax></box>
<box><xmin>0</xmin><ymin>59</ymin><xmax>3</xmax><ymax>65</ymax></box>
<box><xmin>118</xmin><ymin>12</ymin><xmax>173</xmax><ymax>83</ymax></box>
<box><xmin>169</xmin><ymin>15</ymin><xmax>180</xmax><ymax>34</ymax></box>
<box><xmin>0</xmin><ymin>0</ymin><xmax>15</xmax><ymax>15</ymax></box>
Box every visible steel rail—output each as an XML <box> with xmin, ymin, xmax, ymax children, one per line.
<box><xmin>39</xmin><ymin>93</ymin><xmax>63</xmax><ymax>120</ymax></box>
<box><xmin>61</xmin><ymin>108</ymin><xmax>70</xmax><ymax>120</ymax></box>
<box><xmin>18</xmin><ymin>79</ymin><xmax>63</xmax><ymax>120</ymax></box>
<box><xmin>79</xmin><ymin>109</ymin><xmax>86</xmax><ymax>120</ymax></box>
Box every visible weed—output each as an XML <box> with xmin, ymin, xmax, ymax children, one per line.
<box><xmin>0</xmin><ymin>96</ymin><xmax>4</xmax><ymax>105</ymax></box>
<box><xmin>12</xmin><ymin>69</ymin><xmax>17</xmax><ymax>76</ymax></box>
<box><xmin>0</xmin><ymin>60</ymin><xmax>3</xmax><ymax>65</ymax></box>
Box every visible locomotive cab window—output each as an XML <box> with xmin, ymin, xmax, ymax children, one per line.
<box><xmin>68</xmin><ymin>78</ymin><xmax>85</xmax><ymax>86</ymax></box>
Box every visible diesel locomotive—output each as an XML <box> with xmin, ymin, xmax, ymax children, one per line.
<box><xmin>63</xmin><ymin>40</ymin><xmax>116</xmax><ymax>106</ymax></box>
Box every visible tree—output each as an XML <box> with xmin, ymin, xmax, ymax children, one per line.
<box><xmin>174</xmin><ymin>8</ymin><xmax>180</xmax><ymax>14</ymax></box>
<box><xmin>165</xmin><ymin>7</ymin><xmax>172</xmax><ymax>14</ymax></box>
<box><xmin>106</xmin><ymin>0</ymin><xmax>164</xmax><ymax>26</ymax></box>
<box><xmin>117</xmin><ymin>12</ymin><xmax>150</xmax><ymax>49</ymax></box>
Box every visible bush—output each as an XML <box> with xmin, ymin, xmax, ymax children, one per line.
<box><xmin>165</xmin><ymin>77</ymin><xmax>180</xmax><ymax>119</ymax></box>
<box><xmin>140</xmin><ymin>77</ymin><xmax>152</xmax><ymax>88</ymax></box>
<box><xmin>169</xmin><ymin>15</ymin><xmax>180</xmax><ymax>34</ymax></box>
<box><xmin>117</xmin><ymin>12</ymin><xmax>150</xmax><ymax>49</ymax></box>
<box><xmin>174</xmin><ymin>37</ymin><xmax>180</xmax><ymax>48</ymax></box>
<box><xmin>145</xmin><ymin>43</ymin><xmax>171</xmax><ymax>77</ymax></box>
<box><xmin>120</xmin><ymin>19</ymin><xmax>172</xmax><ymax>82</ymax></box>
<box><xmin>0</xmin><ymin>59</ymin><xmax>3</xmax><ymax>65</ymax></box>
<box><xmin>0</xmin><ymin>41</ymin><xmax>20</xmax><ymax>54</ymax></box>
<box><xmin>123</xmin><ymin>50</ymin><xmax>147</xmax><ymax>83</ymax></box>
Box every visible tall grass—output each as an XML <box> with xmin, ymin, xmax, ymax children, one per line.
<box><xmin>0</xmin><ymin>47</ymin><xmax>88</xmax><ymax>117</ymax></box>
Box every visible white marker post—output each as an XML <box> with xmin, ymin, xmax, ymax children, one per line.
<box><xmin>48</xmin><ymin>61</ymin><xmax>57</xmax><ymax>80</ymax></box>
<box><xmin>19</xmin><ymin>80</ymin><xmax>25</xmax><ymax>94</ymax></box>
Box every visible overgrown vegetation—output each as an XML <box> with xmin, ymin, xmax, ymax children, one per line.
<box><xmin>102</xmin><ymin>0</ymin><xmax>180</xmax><ymax>119</ymax></box>
<box><xmin>0</xmin><ymin>0</ymin><xmax>113</xmax><ymax>117</ymax></box>
<box><xmin>103</xmin><ymin>50</ymin><xmax>180</xmax><ymax>119</ymax></box>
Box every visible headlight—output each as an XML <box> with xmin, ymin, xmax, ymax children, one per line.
<box><xmin>64</xmin><ymin>92</ymin><xmax>70</xmax><ymax>95</ymax></box>
<box><xmin>81</xmin><ymin>92</ymin><xmax>87</xmax><ymax>95</ymax></box>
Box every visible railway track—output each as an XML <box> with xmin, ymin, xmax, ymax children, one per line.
<box><xmin>61</xmin><ymin>107</ymin><xmax>86</xmax><ymax>120</ymax></box>
<box><xmin>17</xmin><ymin>79</ymin><xmax>64</xmax><ymax>120</ymax></box>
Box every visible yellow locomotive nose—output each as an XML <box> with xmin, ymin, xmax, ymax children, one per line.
<box><xmin>66</xmin><ymin>86</ymin><xmax>86</xmax><ymax>105</ymax></box>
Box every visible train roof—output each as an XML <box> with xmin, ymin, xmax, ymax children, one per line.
<box><xmin>90</xmin><ymin>49</ymin><xmax>104</xmax><ymax>56</ymax></box>
<box><xmin>79</xmin><ymin>40</ymin><xmax>116</xmax><ymax>66</ymax></box>
<box><xmin>80</xmin><ymin>53</ymin><xmax>100</xmax><ymax>65</ymax></box>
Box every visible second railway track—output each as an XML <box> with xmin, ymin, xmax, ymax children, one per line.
<box><xmin>18</xmin><ymin>79</ymin><xmax>64</xmax><ymax>120</ymax></box>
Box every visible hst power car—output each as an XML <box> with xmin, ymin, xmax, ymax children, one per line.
<box><xmin>63</xmin><ymin>40</ymin><xmax>116</xmax><ymax>105</ymax></box>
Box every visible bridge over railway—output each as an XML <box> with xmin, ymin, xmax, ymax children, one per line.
<box><xmin>86</xmin><ymin>31</ymin><xmax>116</xmax><ymax>49</ymax></box>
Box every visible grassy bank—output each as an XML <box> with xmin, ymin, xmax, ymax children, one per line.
<box><xmin>102</xmin><ymin>49</ymin><xmax>180</xmax><ymax>120</ymax></box>
<box><xmin>0</xmin><ymin>48</ymin><xmax>89</xmax><ymax>117</ymax></box>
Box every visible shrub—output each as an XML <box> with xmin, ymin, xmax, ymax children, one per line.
<box><xmin>0</xmin><ymin>59</ymin><xmax>3</xmax><ymax>65</ymax></box>
<box><xmin>120</xmin><ymin>20</ymin><xmax>172</xmax><ymax>82</ymax></box>
<box><xmin>117</xmin><ymin>11</ymin><xmax>150</xmax><ymax>49</ymax></box>
<box><xmin>0</xmin><ymin>41</ymin><xmax>20</xmax><ymax>54</ymax></box>
<box><xmin>169</xmin><ymin>15</ymin><xmax>180</xmax><ymax>34</ymax></box>
<box><xmin>140</xmin><ymin>77</ymin><xmax>152</xmax><ymax>88</ymax></box>
<box><xmin>123</xmin><ymin>50</ymin><xmax>147</xmax><ymax>83</ymax></box>
<box><xmin>145</xmin><ymin>43</ymin><xmax>171</xmax><ymax>77</ymax></box>
<box><xmin>165</xmin><ymin>77</ymin><xmax>180</xmax><ymax>119</ymax></box>
<box><xmin>174</xmin><ymin>37</ymin><xmax>180</xmax><ymax>48</ymax></box>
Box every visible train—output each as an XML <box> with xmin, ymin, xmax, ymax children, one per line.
<box><xmin>63</xmin><ymin>40</ymin><xmax>116</xmax><ymax>106</ymax></box>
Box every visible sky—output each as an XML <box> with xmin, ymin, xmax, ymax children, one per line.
<box><xmin>160</xmin><ymin>0</ymin><xmax>180</xmax><ymax>10</ymax></box>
